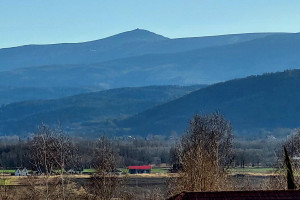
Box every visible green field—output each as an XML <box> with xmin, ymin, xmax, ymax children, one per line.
<box><xmin>151</xmin><ymin>168</ymin><xmax>169</xmax><ymax>173</ymax></box>
<box><xmin>229</xmin><ymin>167</ymin><xmax>275</xmax><ymax>174</ymax></box>
<box><xmin>117</xmin><ymin>168</ymin><xmax>128</xmax><ymax>173</ymax></box>
<box><xmin>83</xmin><ymin>169</ymin><xmax>96</xmax><ymax>173</ymax></box>
<box><xmin>1</xmin><ymin>167</ymin><xmax>276</xmax><ymax>176</ymax></box>
<box><xmin>0</xmin><ymin>168</ymin><xmax>169</xmax><ymax>174</ymax></box>
<box><xmin>0</xmin><ymin>170</ymin><xmax>15</xmax><ymax>174</ymax></box>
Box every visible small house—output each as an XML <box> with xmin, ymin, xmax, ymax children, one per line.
<box><xmin>15</xmin><ymin>168</ymin><xmax>29</xmax><ymax>176</ymax></box>
<box><xmin>66</xmin><ymin>168</ymin><xmax>83</xmax><ymax>175</ymax></box>
<box><xmin>128</xmin><ymin>166</ymin><xmax>151</xmax><ymax>174</ymax></box>
<box><xmin>67</xmin><ymin>169</ymin><xmax>76</xmax><ymax>174</ymax></box>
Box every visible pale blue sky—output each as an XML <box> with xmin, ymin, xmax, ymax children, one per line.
<box><xmin>1</xmin><ymin>0</ymin><xmax>300</xmax><ymax>48</ymax></box>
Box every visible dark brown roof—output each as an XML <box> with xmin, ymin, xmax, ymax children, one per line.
<box><xmin>167</xmin><ymin>190</ymin><xmax>300</xmax><ymax>200</ymax></box>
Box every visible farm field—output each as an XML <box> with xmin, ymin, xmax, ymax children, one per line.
<box><xmin>0</xmin><ymin>167</ymin><xmax>277</xmax><ymax>187</ymax></box>
<box><xmin>229</xmin><ymin>167</ymin><xmax>275</xmax><ymax>175</ymax></box>
<box><xmin>0</xmin><ymin>167</ymin><xmax>276</xmax><ymax>176</ymax></box>
<box><xmin>0</xmin><ymin>167</ymin><xmax>283</xmax><ymax>199</ymax></box>
<box><xmin>0</xmin><ymin>171</ymin><xmax>274</xmax><ymax>199</ymax></box>
<box><xmin>0</xmin><ymin>170</ymin><xmax>15</xmax><ymax>174</ymax></box>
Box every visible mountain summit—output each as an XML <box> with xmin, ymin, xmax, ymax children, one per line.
<box><xmin>104</xmin><ymin>28</ymin><xmax>169</xmax><ymax>42</ymax></box>
<box><xmin>0</xmin><ymin>29</ymin><xmax>170</xmax><ymax>71</ymax></box>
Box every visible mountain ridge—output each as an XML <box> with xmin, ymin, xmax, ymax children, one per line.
<box><xmin>116</xmin><ymin>70</ymin><xmax>300</xmax><ymax>136</ymax></box>
<box><xmin>1</xmin><ymin>32</ymin><xmax>299</xmax><ymax>89</ymax></box>
<box><xmin>0</xmin><ymin>29</ymin><xmax>281</xmax><ymax>71</ymax></box>
<box><xmin>0</xmin><ymin>85</ymin><xmax>206</xmax><ymax>136</ymax></box>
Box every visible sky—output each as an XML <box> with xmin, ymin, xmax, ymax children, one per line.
<box><xmin>1</xmin><ymin>0</ymin><xmax>300</xmax><ymax>48</ymax></box>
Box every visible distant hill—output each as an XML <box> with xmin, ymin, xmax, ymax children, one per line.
<box><xmin>0</xmin><ymin>32</ymin><xmax>298</xmax><ymax>89</ymax></box>
<box><xmin>117</xmin><ymin>70</ymin><xmax>300</xmax><ymax>136</ymax></box>
<box><xmin>0</xmin><ymin>29</ymin><xmax>276</xmax><ymax>71</ymax></box>
<box><xmin>0</xmin><ymin>85</ymin><xmax>205</xmax><ymax>136</ymax></box>
<box><xmin>0</xmin><ymin>86</ymin><xmax>102</xmax><ymax>105</ymax></box>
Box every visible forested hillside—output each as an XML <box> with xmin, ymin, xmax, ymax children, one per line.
<box><xmin>118</xmin><ymin>70</ymin><xmax>300</xmax><ymax>136</ymax></box>
<box><xmin>0</xmin><ymin>85</ymin><xmax>204</xmax><ymax>136</ymax></box>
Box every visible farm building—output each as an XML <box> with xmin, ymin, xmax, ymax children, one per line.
<box><xmin>15</xmin><ymin>168</ymin><xmax>29</xmax><ymax>176</ymax></box>
<box><xmin>167</xmin><ymin>190</ymin><xmax>300</xmax><ymax>200</ymax></box>
<box><xmin>128</xmin><ymin>166</ymin><xmax>151</xmax><ymax>174</ymax></box>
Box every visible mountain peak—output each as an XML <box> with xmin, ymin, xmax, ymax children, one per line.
<box><xmin>108</xmin><ymin>29</ymin><xmax>169</xmax><ymax>42</ymax></box>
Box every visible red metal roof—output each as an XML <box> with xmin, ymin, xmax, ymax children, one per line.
<box><xmin>128</xmin><ymin>166</ymin><xmax>151</xmax><ymax>170</ymax></box>
<box><xmin>167</xmin><ymin>190</ymin><xmax>300</xmax><ymax>200</ymax></box>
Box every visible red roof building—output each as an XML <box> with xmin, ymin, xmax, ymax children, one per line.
<box><xmin>128</xmin><ymin>166</ymin><xmax>151</xmax><ymax>174</ymax></box>
<box><xmin>128</xmin><ymin>166</ymin><xmax>151</xmax><ymax>170</ymax></box>
<box><xmin>167</xmin><ymin>190</ymin><xmax>300</xmax><ymax>200</ymax></box>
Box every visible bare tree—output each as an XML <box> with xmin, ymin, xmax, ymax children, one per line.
<box><xmin>0</xmin><ymin>169</ymin><xmax>9</xmax><ymax>200</ymax></box>
<box><xmin>26</xmin><ymin>124</ymin><xmax>76</xmax><ymax>200</ymax></box>
<box><xmin>264</xmin><ymin>129</ymin><xmax>300</xmax><ymax>190</ymax></box>
<box><xmin>87</xmin><ymin>136</ymin><xmax>120</xmax><ymax>200</ymax></box>
<box><xmin>168</xmin><ymin>113</ymin><xmax>233</xmax><ymax>195</ymax></box>
<box><xmin>283</xmin><ymin>129</ymin><xmax>300</xmax><ymax>167</ymax></box>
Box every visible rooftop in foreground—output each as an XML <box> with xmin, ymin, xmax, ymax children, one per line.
<box><xmin>167</xmin><ymin>190</ymin><xmax>300</xmax><ymax>200</ymax></box>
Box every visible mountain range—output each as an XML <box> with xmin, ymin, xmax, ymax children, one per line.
<box><xmin>1</xmin><ymin>29</ymin><xmax>287</xmax><ymax>104</ymax></box>
<box><xmin>0</xmin><ymin>29</ymin><xmax>277</xmax><ymax>71</ymax></box>
<box><xmin>1</xmin><ymin>30</ymin><xmax>299</xmax><ymax>92</ymax></box>
<box><xmin>2</xmin><ymin>29</ymin><xmax>300</xmax><ymax>138</ymax></box>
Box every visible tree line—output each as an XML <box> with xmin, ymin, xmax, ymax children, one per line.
<box><xmin>1</xmin><ymin>112</ymin><xmax>300</xmax><ymax>199</ymax></box>
<box><xmin>0</xmin><ymin>127</ymin><xmax>174</xmax><ymax>170</ymax></box>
